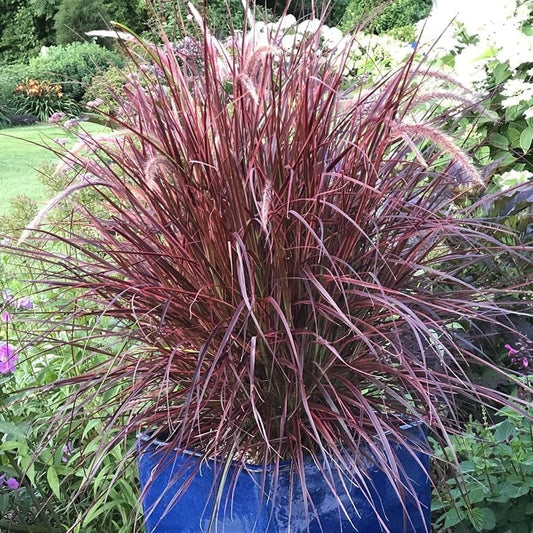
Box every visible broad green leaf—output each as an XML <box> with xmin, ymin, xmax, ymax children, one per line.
<box><xmin>489</xmin><ymin>132</ymin><xmax>509</xmax><ymax>150</ymax></box>
<box><xmin>0</xmin><ymin>421</ymin><xmax>28</xmax><ymax>439</ymax></box>
<box><xmin>494</xmin><ymin>419</ymin><xmax>517</xmax><ymax>442</ymax></box>
<box><xmin>491</xmin><ymin>62</ymin><xmax>511</xmax><ymax>84</ymax></box>
<box><xmin>460</xmin><ymin>460</ymin><xmax>477</xmax><ymax>473</ymax></box>
<box><xmin>474</xmin><ymin>145</ymin><xmax>491</xmax><ymax>165</ymax></box>
<box><xmin>467</xmin><ymin>507</ymin><xmax>485</xmax><ymax>532</ymax></box>
<box><xmin>488</xmin><ymin>482</ymin><xmax>527</xmax><ymax>503</ymax></box>
<box><xmin>519</xmin><ymin>127</ymin><xmax>533</xmax><ymax>152</ymax></box>
<box><xmin>478</xmin><ymin>508</ymin><xmax>496</xmax><ymax>531</ymax></box>
<box><xmin>469</xmin><ymin>484</ymin><xmax>489</xmax><ymax>504</ymax></box>
<box><xmin>506</xmin><ymin>126</ymin><xmax>522</xmax><ymax>148</ymax></box>
<box><xmin>47</xmin><ymin>465</ymin><xmax>60</xmax><ymax>499</ymax></box>
<box><xmin>19</xmin><ymin>455</ymin><xmax>35</xmax><ymax>485</ymax></box>
<box><xmin>444</xmin><ymin>508</ymin><xmax>464</xmax><ymax>529</ymax></box>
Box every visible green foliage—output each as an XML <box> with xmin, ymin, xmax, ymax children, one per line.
<box><xmin>341</xmin><ymin>0</ymin><xmax>432</xmax><ymax>34</ymax></box>
<box><xmin>81</xmin><ymin>64</ymin><xmax>128</xmax><ymax>116</ymax></box>
<box><xmin>105</xmin><ymin>0</ymin><xmax>147</xmax><ymax>34</ymax></box>
<box><xmin>54</xmin><ymin>0</ymin><xmax>111</xmax><ymax>45</ymax></box>
<box><xmin>53</xmin><ymin>0</ymin><xmax>146</xmax><ymax>45</ymax></box>
<box><xmin>150</xmin><ymin>0</ymin><xmax>269</xmax><ymax>40</ymax></box>
<box><xmin>0</xmin><ymin>5</ymin><xmax>42</xmax><ymax>63</ymax></box>
<box><xmin>0</xmin><ymin>259</ymin><xmax>142</xmax><ymax>531</ymax></box>
<box><xmin>0</xmin><ymin>196</ymin><xmax>38</xmax><ymax>234</ymax></box>
<box><xmin>0</xmin><ymin>0</ymin><xmax>59</xmax><ymax>63</ymax></box>
<box><xmin>432</xmin><ymin>401</ymin><xmax>533</xmax><ymax>532</ymax></box>
<box><xmin>28</xmin><ymin>41</ymin><xmax>123</xmax><ymax>102</ymax></box>
<box><xmin>0</xmin><ymin>63</ymin><xmax>32</xmax><ymax>120</ymax></box>
<box><xmin>0</xmin><ymin>104</ymin><xmax>9</xmax><ymax>127</ymax></box>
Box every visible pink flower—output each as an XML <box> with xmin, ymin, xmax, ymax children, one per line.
<box><xmin>505</xmin><ymin>344</ymin><xmax>518</xmax><ymax>356</ymax></box>
<box><xmin>1</xmin><ymin>311</ymin><xmax>11</xmax><ymax>323</ymax></box>
<box><xmin>523</xmin><ymin>358</ymin><xmax>529</xmax><ymax>369</ymax></box>
<box><xmin>49</xmin><ymin>111</ymin><xmax>66</xmax><ymax>124</ymax></box>
<box><xmin>0</xmin><ymin>342</ymin><xmax>17</xmax><ymax>374</ymax></box>
<box><xmin>86</xmin><ymin>98</ymin><xmax>104</xmax><ymax>109</ymax></box>
<box><xmin>54</xmin><ymin>137</ymin><xmax>68</xmax><ymax>147</ymax></box>
<box><xmin>63</xmin><ymin>118</ymin><xmax>80</xmax><ymax>129</ymax></box>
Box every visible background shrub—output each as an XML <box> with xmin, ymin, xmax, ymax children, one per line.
<box><xmin>341</xmin><ymin>0</ymin><xmax>432</xmax><ymax>34</ymax></box>
<box><xmin>0</xmin><ymin>62</ymin><xmax>32</xmax><ymax>124</ymax></box>
<box><xmin>54</xmin><ymin>0</ymin><xmax>146</xmax><ymax>45</ymax></box>
<box><xmin>81</xmin><ymin>64</ymin><xmax>129</xmax><ymax>116</ymax></box>
<box><xmin>28</xmin><ymin>41</ymin><xmax>124</xmax><ymax>102</ymax></box>
<box><xmin>54</xmin><ymin>0</ymin><xmax>110</xmax><ymax>45</ymax></box>
<box><xmin>432</xmin><ymin>401</ymin><xmax>533</xmax><ymax>533</ymax></box>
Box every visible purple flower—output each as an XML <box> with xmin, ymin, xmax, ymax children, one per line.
<box><xmin>6</xmin><ymin>477</ymin><xmax>19</xmax><ymax>490</ymax></box>
<box><xmin>62</xmin><ymin>441</ymin><xmax>73</xmax><ymax>463</ymax></box>
<box><xmin>523</xmin><ymin>357</ymin><xmax>529</xmax><ymax>369</ymax></box>
<box><xmin>49</xmin><ymin>111</ymin><xmax>66</xmax><ymax>124</ymax></box>
<box><xmin>0</xmin><ymin>342</ymin><xmax>17</xmax><ymax>374</ymax></box>
<box><xmin>16</xmin><ymin>297</ymin><xmax>34</xmax><ymax>310</ymax></box>
<box><xmin>1</xmin><ymin>289</ymin><xmax>12</xmax><ymax>303</ymax></box>
<box><xmin>1</xmin><ymin>311</ymin><xmax>11</xmax><ymax>323</ymax></box>
<box><xmin>0</xmin><ymin>475</ymin><xmax>19</xmax><ymax>490</ymax></box>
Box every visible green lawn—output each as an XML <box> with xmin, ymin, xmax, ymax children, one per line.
<box><xmin>0</xmin><ymin>123</ymin><xmax>107</xmax><ymax>216</ymax></box>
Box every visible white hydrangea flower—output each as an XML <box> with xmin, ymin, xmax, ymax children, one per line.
<box><xmin>297</xmin><ymin>19</ymin><xmax>321</xmax><ymax>36</ymax></box>
<box><xmin>500</xmin><ymin>79</ymin><xmax>533</xmax><ymax>108</ymax></box>
<box><xmin>320</xmin><ymin>26</ymin><xmax>344</xmax><ymax>50</ymax></box>
<box><xmin>496</xmin><ymin>169</ymin><xmax>533</xmax><ymax>191</ymax></box>
<box><xmin>280</xmin><ymin>33</ymin><xmax>303</xmax><ymax>51</ymax></box>
<box><xmin>272</xmin><ymin>15</ymin><xmax>297</xmax><ymax>32</ymax></box>
<box><xmin>452</xmin><ymin>45</ymin><xmax>491</xmax><ymax>90</ymax></box>
<box><xmin>496</xmin><ymin>28</ymin><xmax>533</xmax><ymax>71</ymax></box>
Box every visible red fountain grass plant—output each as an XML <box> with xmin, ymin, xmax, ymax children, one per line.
<box><xmin>13</xmin><ymin>14</ymin><xmax>533</xmax><ymax>531</ymax></box>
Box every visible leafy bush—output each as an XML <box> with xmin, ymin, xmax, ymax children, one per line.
<box><xmin>0</xmin><ymin>3</ymin><xmax>44</xmax><ymax>63</ymax></box>
<box><xmin>0</xmin><ymin>266</ymin><xmax>142</xmax><ymax>532</ymax></box>
<box><xmin>0</xmin><ymin>62</ymin><xmax>31</xmax><ymax>121</ymax></box>
<box><xmin>341</xmin><ymin>0</ymin><xmax>432</xmax><ymax>34</ymax></box>
<box><xmin>54</xmin><ymin>0</ymin><xmax>111</xmax><ymax>45</ymax></box>
<box><xmin>28</xmin><ymin>41</ymin><xmax>124</xmax><ymax>102</ymax></box>
<box><xmin>0</xmin><ymin>196</ymin><xmax>38</xmax><ymax>234</ymax></box>
<box><xmin>432</xmin><ymin>399</ymin><xmax>533</xmax><ymax>532</ymax></box>
<box><xmin>0</xmin><ymin>105</ymin><xmax>10</xmax><ymax>127</ymax></box>
<box><xmin>149</xmin><ymin>0</ymin><xmax>270</xmax><ymax>40</ymax></box>
<box><xmin>81</xmin><ymin>64</ymin><xmax>128</xmax><ymax>117</ymax></box>
<box><xmin>418</xmin><ymin>0</ymin><xmax>533</xmax><ymax>175</ymax></box>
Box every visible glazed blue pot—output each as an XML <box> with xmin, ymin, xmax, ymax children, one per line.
<box><xmin>138</xmin><ymin>424</ymin><xmax>430</xmax><ymax>533</ymax></box>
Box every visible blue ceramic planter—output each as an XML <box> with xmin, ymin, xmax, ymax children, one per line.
<box><xmin>138</xmin><ymin>425</ymin><xmax>430</xmax><ymax>533</ymax></box>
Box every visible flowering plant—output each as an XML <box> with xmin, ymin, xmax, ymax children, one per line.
<box><xmin>13</xmin><ymin>78</ymin><xmax>76</xmax><ymax>121</ymax></box>
<box><xmin>12</xmin><ymin>10</ymin><xmax>533</xmax><ymax>531</ymax></box>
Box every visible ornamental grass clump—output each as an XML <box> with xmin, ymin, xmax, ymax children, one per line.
<box><xmin>11</xmin><ymin>10</ymin><xmax>533</xmax><ymax>531</ymax></box>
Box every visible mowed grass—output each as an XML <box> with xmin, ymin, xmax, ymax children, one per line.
<box><xmin>0</xmin><ymin>123</ymin><xmax>107</xmax><ymax>216</ymax></box>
